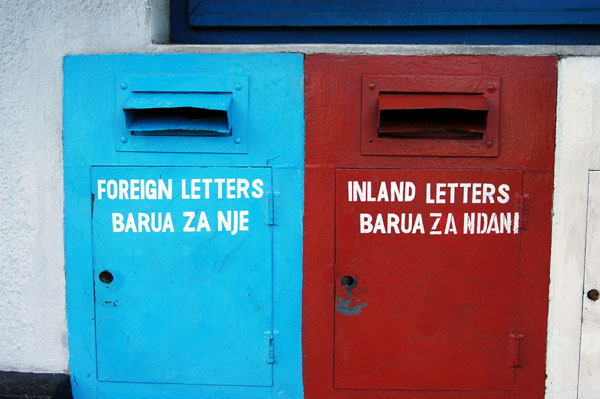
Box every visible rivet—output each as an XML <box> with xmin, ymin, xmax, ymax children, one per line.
<box><xmin>234</xmin><ymin>137</ymin><xmax>242</xmax><ymax>144</ymax></box>
<box><xmin>486</xmin><ymin>140</ymin><xmax>494</xmax><ymax>148</ymax></box>
<box><xmin>234</xmin><ymin>84</ymin><xmax>242</xmax><ymax>91</ymax></box>
<box><xmin>487</xmin><ymin>83</ymin><xmax>496</xmax><ymax>92</ymax></box>
<box><xmin>120</xmin><ymin>82</ymin><xmax>128</xmax><ymax>90</ymax></box>
<box><xmin>368</xmin><ymin>83</ymin><xmax>376</xmax><ymax>90</ymax></box>
<box><xmin>120</xmin><ymin>136</ymin><xmax>128</xmax><ymax>143</ymax></box>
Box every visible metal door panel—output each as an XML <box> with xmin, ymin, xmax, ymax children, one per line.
<box><xmin>334</xmin><ymin>168</ymin><xmax>522</xmax><ymax>390</ymax></box>
<box><xmin>92</xmin><ymin>166</ymin><xmax>273</xmax><ymax>386</ymax></box>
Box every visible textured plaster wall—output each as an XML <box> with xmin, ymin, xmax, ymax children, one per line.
<box><xmin>0</xmin><ymin>0</ymin><xmax>156</xmax><ymax>373</ymax></box>
<box><xmin>546</xmin><ymin>57</ymin><xmax>600</xmax><ymax>399</ymax></box>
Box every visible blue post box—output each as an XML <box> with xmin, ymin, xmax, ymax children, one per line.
<box><xmin>63</xmin><ymin>54</ymin><xmax>304</xmax><ymax>399</ymax></box>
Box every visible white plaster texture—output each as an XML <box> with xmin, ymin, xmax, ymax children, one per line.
<box><xmin>546</xmin><ymin>57</ymin><xmax>600</xmax><ymax>398</ymax></box>
<box><xmin>0</xmin><ymin>0</ymin><xmax>156</xmax><ymax>373</ymax></box>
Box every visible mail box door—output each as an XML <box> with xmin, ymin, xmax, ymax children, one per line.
<box><xmin>334</xmin><ymin>168</ymin><xmax>522</xmax><ymax>390</ymax></box>
<box><xmin>91</xmin><ymin>166</ymin><xmax>273</xmax><ymax>386</ymax></box>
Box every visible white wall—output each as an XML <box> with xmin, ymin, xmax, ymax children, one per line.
<box><xmin>0</xmin><ymin>0</ymin><xmax>157</xmax><ymax>373</ymax></box>
<box><xmin>546</xmin><ymin>57</ymin><xmax>600</xmax><ymax>399</ymax></box>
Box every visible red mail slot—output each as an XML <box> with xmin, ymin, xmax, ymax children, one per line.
<box><xmin>362</xmin><ymin>74</ymin><xmax>500</xmax><ymax>157</ymax></box>
<box><xmin>378</xmin><ymin>93</ymin><xmax>488</xmax><ymax>111</ymax></box>
<box><xmin>304</xmin><ymin>55</ymin><xmax>557</xmax><ymax>399</ymax></box>
<box><xmin>378</xmin><ymin>93</ymin><xmax>489</xmax><ymax>139</ymax></box>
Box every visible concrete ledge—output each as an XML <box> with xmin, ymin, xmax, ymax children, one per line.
<box><xmin>67</xmin><ymin>44</ymin><xmax>600</xmax><ymax>57</ymax></box>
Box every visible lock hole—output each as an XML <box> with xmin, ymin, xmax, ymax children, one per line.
<box><xmin>341</xmin><ymin>275</ymin><xmax>357</xmax><ymax>289</ymax></box>
<box><xmin>99</xmin><ymin>270</ymin><xmax>114</xmax><ymax>284</ymax></box>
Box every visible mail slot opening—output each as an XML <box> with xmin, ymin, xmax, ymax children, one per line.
<box><xmin>378</xmin><ymin>93</ymin><xmax>488</xmax><ymax>140</ymax></box>
<box><xmin>123</xmin><ymin>92</ymin><xmax>232</xmax><ymax>136</ymax></box>
<box><xmin>126</xmin><ymin>107</ymin><xmax>230</xmax><ymax>136</ymax></box>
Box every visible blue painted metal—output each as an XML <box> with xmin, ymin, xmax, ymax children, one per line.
<box><xmin>188</xmin><ymin>0</ymin><xmax>600</xmax><ymax>27</ymax></box>
<box><xmin>92</xmin><ymin>166</ymin><xmax>273</xmax><ymax>386</ymax></box>
<box><xmin>124</xmin><ymin>92</ymin><xmax>233</xmax><ymax>134</ymax></box>
<box><xmin>116</xmin><ymin>75</ymin><xmax>248</xmax><ymax>153</ymax></box>
<box><xmin>171</xmin><ymin>0</ymin><xmax>600</xmax><ymax>44</ymax></box>
<box><xmin>63</xmin><ymin>54</ymin><xmax>304</xmax><ymax>399</ymax></box>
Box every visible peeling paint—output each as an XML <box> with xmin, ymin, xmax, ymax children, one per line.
<box><xmin>335</xmin><ymin>297</ymin><xmax>368</xmax><ymax>316</ymax></box>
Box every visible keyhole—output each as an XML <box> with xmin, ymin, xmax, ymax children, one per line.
<box><xmin>99</xmin><ymin>270</ymin><xmax>114</xmax><ymax>284</ymax></box>
<box><xmin>587</xmin><ymin>288</ymin><xmax>599</xmax><ymax>301</ymax></box>
<box><xmin>341</xmin><ymin>275</ymin><xmax>357</xmax><ymax>289</ymax></box>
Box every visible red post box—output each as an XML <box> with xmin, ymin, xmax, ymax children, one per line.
<box><xmin>303</xmin><ymin>55</ymin><xmax>556</xmax><ymax>399</ymax></box>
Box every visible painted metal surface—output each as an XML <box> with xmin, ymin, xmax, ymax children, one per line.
<box><xmin>335</xmin><ymin>169</ymin><xmax>522</xmax><ymax>391</ymax></box>
<box><xmin>92</xmin><ymin>166</ymin><xmax>273</xmax><ymax>386</ymax></box>
<box><xmin>187</xmin><ymin>0</ymin><xmax>600</xmax><ymax>27</ymax></box>
<box><xmin>171</xmin><ymin>0</ymin><xmax>600</xmax><ymax>44</ymax></box>
<box><xmin>63</xmin><ymin>54</ymin><xmax>304</xmax><ymax>399</ymax></box>
<box><xmin>303</xmin><ymin>55</ymin><xmax>556</xmax><ymax>398</ymax></box>
<box><xmin>578</xmin><ymin>171</ymin><xmax>600</xmax><ymax>398</ymax></box>
<box><xmin>362</xmin><ymin>75</ymin><xmax>500</xmax><ymax>157</ymax></box>
<box><xmin>115</xmin><ymin>75</ymin><xmax>248</xmax><ymax>153</ymax></box>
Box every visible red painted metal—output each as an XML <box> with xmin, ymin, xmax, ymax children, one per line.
<box><xmin>303</xmin><ymin>55</ymin><xmax>556</xmax><ymax>399</ymax></box>
<box><xmin>335</xmin><ymin>169</ymin><xmax>522</xmax><ymax>391</ymax></box>
<box><xmin>362</xmin><ymin>75</ymin><xmax>500</xmax><ymax>157</ymax></box>
<box><xmin>378</xmin><ymin>93</ymin><xmax>488</xmax><ymax>111</ymax></box>
<box><xmin>377</xmin><ymin>94</ymin><xmax>489</xmax><ymax>139</ymax></box>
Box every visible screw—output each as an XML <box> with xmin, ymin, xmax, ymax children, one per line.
<box><xmin>234</xmin><ymin>84</ymin><xmax>242</xmax><ymax>91</ymax></box>
<box><xmin>120</xmin><ymin>82</ymin><xmax>128</xmax><ymax>90</ymax></box>
<box><xmin>487</xmin><ymin>83</ymin><xmax>496</xmax><ymax>92</ymax></box>
<box><xmin>368</xmin><ymin>83</ymin><xmax>376</xmax><ymax>90</ymax></box>
<box><xmin>588</xmin><ymin>289</ymin><xmax>599</xmax><ymax>301</ymax></box>
<box><xmin>120</xmin><ymin>136</ymin><xmax>128</xmax><ymax>143</ymax></box>
<box><xmin>234</xmin><ymin>137</ymin><xmax>241</xmax><ymax>144</ymax></box>
<box><xmin>486</xmin><ymin>140</ymin><xmax>493</xmax><ymax>148</ymax></box>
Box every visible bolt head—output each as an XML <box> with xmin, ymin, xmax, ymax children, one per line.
<box><xmin>234</xmin><ymin>137</ymin><xmax>242</xmax><ymax>144</ymax></box>
<box><xmin>120</xmin><ymin>82</ymin><xmax>128</xmax><ymax>90</ymax></box>
<box><xmin>486</xmin><ymin>140</ymin><xmax>494</xmax><ymax>148</ymax></box>
<box><xmin>234</xmin><ymin>84</ymin><xmax>242</xmax><ymax>91</ymax></box>
<box><xmin>120</xmin><ymin>136</ymin><xmax>128</xmax><ymax>143</ymax></box>
<box><xmin>487</xmin><ymin>83</ymin><xmax>496</xmax><ymax>92</ymax></box>
<box><xmin>368</xmin><ymin>83</ymin><xmax>376</xmax><ymax>90</ymax></box>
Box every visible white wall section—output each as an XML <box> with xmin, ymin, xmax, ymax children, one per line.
<box><xmin>546</xmin><ymin>57</ymin><xmax>600</xmax><ymax>398</ymax></box>
<box><xmin>0</xmin><ymin>0</ymin><xmax>155</xmax><ymax>373</ymax></box>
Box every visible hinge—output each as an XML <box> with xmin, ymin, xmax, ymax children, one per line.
<box><xmin>267</xmin><ymin>191</ymin><xmax>275</xmax><ymax>226</ymax></box>
<box><xmin>264</xmin><ymin>330</ymin><xmax>278</xmax><ymax>364</ymax></box>
<box><xmin>509</xmin><ymin>334</ymin><xmax>524</xmax><ymax>368</ymax></box>
<box><xmin>91</xmin><ymin>193</ymin><xmax>95</xmax><ymax>217</ymax></box>
<box><xmin>514</xmin><ymin>193</ymin><xmax>530</xmax><ymax>230</ymax></box>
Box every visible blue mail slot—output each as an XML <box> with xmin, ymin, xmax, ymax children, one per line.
<box><xmin>123</xmin><ymin>92</ymin><xmax>233</xmax><ymax>135</ymax></box>
<box><xmin>114</xmin><ymin>74</ymin><xmax>249</xmax><ymax>154</ymax></box>
<box><xmin>63</xmin><ymin>54</ymin><xmax>304</xmax><ymax>399</ymax></box>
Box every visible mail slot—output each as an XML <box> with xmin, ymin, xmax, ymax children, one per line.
<box><xmin>63</xmin><ymin>54</ymin><xmax>304</xmax><ymax>399</ymax></box>
<box><xmin>123</xmin><ymin>92</ymin><xmax>233</xmax><ymax>136</ymax></box>
<box><xmin>362</xmin><ymin>74</ymin><xmax>500</xmax><ymax>157</ymax></box>
<box><xmin>303</xmin><ymin>56</ymin><xmax>556</xmax><ymax>399</ymax></box>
